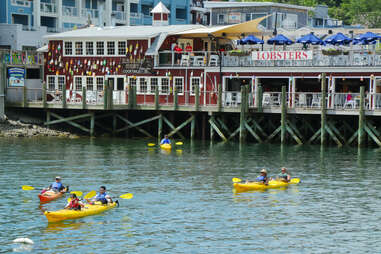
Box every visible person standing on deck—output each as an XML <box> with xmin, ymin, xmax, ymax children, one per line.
<box><xmin>160</xmin><ymin>135</ymin><xmax>171</xmax><ymax>145</ymax></box>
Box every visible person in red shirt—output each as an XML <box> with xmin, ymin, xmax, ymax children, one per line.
<box><xmin>173</xmin><ymin>43</ymin><xmax>183</xmax><ymax>64</ymax></box>
<box><xmin>65</xmin><ymin>193</ymin><xmax>84</xmax><ymax>210</ymax></box>
<box><xmin>185</xmin><ymin>43</ymin><xmax>193</xmax><ymax>53</ymax></box>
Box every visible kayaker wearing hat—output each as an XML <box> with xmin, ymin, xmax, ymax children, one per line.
<box><xmin>46</xmin><ymin>176</ymin><xmax>67</xmax><ymax>193</ymax></box>
<box><xmin>256</xmin><ymin>169</ymin><xmax>270</xmax><ymax>184</ymax></box>
<box><xmin>278</xmin><ymin>167</ymin><xmax>291</xmax><ymax>182</ymax></box>
<box><xmin>160</xmin><ymin>135</ymin><xmax>171</xmax><ymax>145</ymax></box>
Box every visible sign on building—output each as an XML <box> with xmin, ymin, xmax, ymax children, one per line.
<box><xmin>228</xmin><ymin>13</ymin><xmax>241</xmax><ymax>23</ymax></box>
<box><xmin>252</xmin><ymin>51</ymin><xmax>313</xmax><ymax>61</ymax></box>
<box><xmin>8</xmin><ymin>67</ymin><xmax>25</xmax><ymax>87</ymax></box>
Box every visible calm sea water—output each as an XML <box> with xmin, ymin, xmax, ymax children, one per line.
<box><xmin>0</xmin><ymin>137</ymin><xmax>380</xmax><ymax>253</ymax></box>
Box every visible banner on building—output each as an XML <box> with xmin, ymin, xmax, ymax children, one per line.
<box><xmin>228</xmin><ymin>13</ymin><xmax>241</xmax><ymax>23</ymax></box>
<box><xmin>252</xmin><ymin>51</ymin><xmax>313</xmax><ymax>61</ymax></box>
<box><xmin>8</xmin><ymin>67</ymin><xmax>25</xmax><ymax>87</ymax></box>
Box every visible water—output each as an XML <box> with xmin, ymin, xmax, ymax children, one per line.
<box><xmin>1</xmin><ymin>138</ymin><xmax>380</xmax><ymax>253</ymax></box>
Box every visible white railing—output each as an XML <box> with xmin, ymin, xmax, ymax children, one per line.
<box><xmin>40</xmin><ymin>2</ymin><xmax>57</xmax><ymax>14</ymax></box>
<box><xmin>11</xmin><ymin>0</ymin><xmax>31</xmax><ymax>7</ymax></box>
<box><xmin>63</xmin><ymin>6</ymin><xmax>78</xmax><ymax>17</ymax></box>
<box><xmin>112</xmin><ymin>11</ymin><xmax>126</xmax><ymax>21</ymax></box>
<box><xmin>81</xmin><ymin>9</ymin><xmax>99</xmax><ymax>19</ymax></box>
<box><xmin>158</xmin><ymin>51</ymin><xmax>220</xmax><ymax>67</ymax></box>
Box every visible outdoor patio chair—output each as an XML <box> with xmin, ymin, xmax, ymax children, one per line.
<box><xmin>262</xmin><ymin>93</ymin><xmax>271</xmax><ymax>106</ymax></box>
<box><xmin>209</xmin><ymin>55</ymin><xmax>219</xmax><ymax>66</ymax></box>
<box><xmin>311</xmin><ymin>94</ymin><xmax>321</xmax><ymax>107</ymax></box>
<box><xmin>296</xmin><ymin>93</ymin><xmax>307</xmax><ymax>107</ymax></box>
<box><xmin>180</xmin><ymin>55</ymin><xmax>190</xmax><ymax>66</ymax></box>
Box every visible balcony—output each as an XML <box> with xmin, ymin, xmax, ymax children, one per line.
<box><xmin>63</xmin><ymin>6</ymin><xmax>78</xmax><ymax>17</ymax></box>
<box><xmin>130</xmin><ymin>13</ymin><xmax>143</xmax><ymax>25</ymax></box>
<box><xmin>112</xmin><ymin>11</ymin><xmax>126</xmax><ymax>21</ymax></box>
<box><xmin>156</xmin><ymin>50</ymin><xmax>381</xmax><ymax>68</ymax></box>
<box><xmin>40</xmin><ymin>2</ymin><xmax>57</xmax><ymax>15</ymax></box>
<box><xmin>11</xmin><ymin>0</ymin><xmax>32</xmax><ymax>7</ymax></box>
<box><xmin>82</xmin><ymin>9</ymin><xmax>99</xmax><ymax>19</ymax></box>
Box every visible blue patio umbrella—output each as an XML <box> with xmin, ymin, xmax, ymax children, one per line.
<box><xmin>267</xmin><ymin>34</ymin><xmax>293</xmax><ymax>45</ymax></box>
<box><xmin>296</xmin><ymin>33</ymin><xmax>325</xmax><ymax>45</ymax></box>
<box><xmin>324</xmin><ymin>32</ymin><xmax>352</xmax><ymax>45</ymax></box>
<box><xmin>354</xmin><ymin>32</ymin><xmax>381</xmax><ymax>44</ymax></box>
<box><xmin>353</xmin><ymin>39</ymin><xmax>377</xmax><ymax>45</ymax></box>
<box><xmin>238</xmin><ymin>35</ymin><xmax>264</xmax><ymax>45</ymax></box>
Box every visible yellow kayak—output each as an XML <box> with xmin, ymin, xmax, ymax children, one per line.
<box><xmin>233</xmin><ymin>179</ymin><xmax>300</xmax><ymax>193</ymax></box>
<box><xmin>160</xmin><ymin>143</ymin><xmax>172</xmax><ymax>150</ymax></box>
<box><xmin>44</xmin><ymin>202</ymin><xmax>117</xmax><ymax>223</ymax></box>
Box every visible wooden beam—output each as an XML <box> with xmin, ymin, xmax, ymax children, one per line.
<box><xmin>48</xmin><ymin>112</ymin><xmax>90</xmax><ymax>133</ymax></box>
<box><xmin>358</xmin><ymin>86</ymin><xmax>365</xmax><ymax>147</ymax></box>
<box><xmin>45</xmin><ymin>113</ymin><xmax>92</xmax><ymax>125</ymax></box>
<box><xmin>82</xmin><ymin>86</ymin><xmax>87</xmax><ymax>109</ymax></box>
<box><xmin>244</xmin><ymin>122</ymin><xmax>262</xmax><ymax>143</ymax></box>
<box><xmin>209</xmin><ymin>117</ymin><xmax>227</xmax><ymax>142</ymax></box>
<box><xmin>286</xmin><ymin>125</ymin><xmax>303</xmax><ymax>145</ymax></box>
<box><xmin>321</xmin><ymin>72</ymin><xmax>327</xmax><ymax>145</ymax></box>
<box><xmin>267</xmin><ymin>126</ymin><xmax>281</xmax><ymax>142</ymax></box>
<box><xmin>162</xmin><ymin>116</ymin><xmax>186</xmax><ymax>139</ymax></box>
<box><xmin>90</xmin><ymin>112</ymin><xmax>95</xmax><ymax>136</ymax></box>
<box><xmin>347</xmin><ymin>130</ymin><xmax>359</xmax><ymax>145</ymax></box>
<box><xmin>191</xmin><ymin>113</ymin><xmax>196</xmax><ymax>140</ymax></box>
<box><xmin>216</xmin><ymin>116</ymin><xmax>232</xmax><ymax>136</ymax></box>
<box><xmin>327</xmin><ymin>121</ymin><xmax>345</xmax><ymax>143</ymax></box>
<box><xmin>168</xmin><ymin>115</ymin><xmax>195</xmax><ymax>138</ymax></box>
<box><xmin>228</xmin><ymin>126</ymin><xmax>240</xmax><ymax>140</ymax></box>
<box><xmin>250</xmin><ymin>119</ymin><xmax>268</xmax><ymax>138</ymax></box>
<box><xmin>364</xmin><ymin>124</ymin><xmax>381</xmax><ymax>146</ymax></box>
<box><xmin>158</xmin><ymin>114</ymin><xmax>163</xmax><ymax>142</ymax></box>
<box><xmin>286</xmin><ymin>120</ymin><xmax>304</xmax><ymax>142</ymax></box>
<box><xmin>115</xmin><ymin>114</ymin><xmax>158</xmax><ymax>137</ymax></box>
<box><xmin>95</xmin><ymin>122</ymin><xmax>113</xmax><ymax>132</ymax></box>
<box><xmin>308</xmin><ymin>128</ymin><xmax>321</xmax><ymax>144</ymax></box>
<box><xmin>325</xmin><ymin>125</ymin><xmax>342</xmax><ymax>146</ymax></box>
<box><xmin>281</xmin><ymin>86</ymin><xmax>287</xmax><ymax>144</ymax></box>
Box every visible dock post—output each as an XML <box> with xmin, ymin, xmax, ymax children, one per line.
<box><xmin>112</xmin><ymin>113</ymin><xmax>117</xmax><ymax>136</ymax></box>
<box><xmin>23</xmin><ymin>85</ymin><xmax>27</xmax><ymax>107</ymax></box>
<box><xmin>174</xmin><ymin>87</ymin><xmax>178</xmax><ymax>110</ymax></box>
<box><xmin>42</xmin><ymin>81</ymin><xmax>47</xmax><ymax>108</ymax></box>
<box><xmin>108</xmin><ymin>83</ymin><xmax>113</xmax><ymax>110</ymax></box>
<box><xmin>202</xmin><ymin>113</ymin><xmax>206</xmax><ymax>140</ymax></box>
<box><xmin>210</xmin><ymin>114</ymin><xmax>215</xmax><ymax>141</ymax></box>
<box><xmin>104</xmin><ymin>83</ymin><xmax>108</xmax><ymax>110</ymax></box>
<box><xmin>358</xmin><ymin>86</ymin><xmax>365</xmax><ymax>147</ymax></box>
<box><xmin>321</xmin><ymin>73</ymin><xmax>327</xmax><ymax>146</ymax></box>
<box><xmin>191</xmin><ymin>113</ymin><xmax>196</xmax><ymax>140</ymax></box>
<box><xmin>90</xmin><ymin>112</ymin><xmax>95</xmax><ymax>137</ymax></box>
<box><xmin>281</xmin><ymin>85</ymin><xmax>287</xmax><ymax>144</ymax></box>
<box><xmin>195</xmin><ymin>82</ymin><xmax>200</xmax><ymax>111</ymax></box>
<box><xmin>239</xmin><ymin>85</ymin><xmax>248</xmax><ymax>143</ymax></box>
<box><xmin>46</xmin><ymin>110</ymin><xmax>50</xmax><ymax>128</ymax></box>
<box><xmin>257</xmin><ymin>85</ymin><xmax>263</xmax><ymax>112</ymax></box>
<box><xmin>62</xmin><ymin>83</ymin><xmax>66</xmax><ymax>108</ymax></box>
<box><xmin>0</xmin><ymin>62</ymin><xmax>5</xmax><ymax>120</ymax></box>
<box><xmin>128</xmin><ymin>83</ymin><xmax>133</xmax><ymax>109</ymax></box>
<box><xmin>82</xmin><ymin>86</ymin><xmax>87</xmax><ymax>109</ymax></box>
<box><xmin>155</xmin><ymin>86</ymin><xmax>159</xmax><ymax>110</ymax></box>
<box><xmin>158</xmin><ymin>114</ymin><xmax>163</xmax><ymax>142</ymax></box>
<box><xmin>217</xmin><ymin>84</ymin><xmax>222</xmax><ymax>112</ymax></box>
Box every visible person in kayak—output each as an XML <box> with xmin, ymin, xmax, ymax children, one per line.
<box><xmin>87</xmin><ymin>186</ymin><xmax>113</xmax><ymax>205</ymax></box>
<box><xmin>43</xmin><ymin>176</ymin><xmax>67</xmax><ymax>193</ymax></box>
<box><xmin>278</xmin><ymin>167</ymin><xmax>291</xmax><ymax>182</ymax></box>
<box><xmin>246</xmin><ymin>169</ymin><xmax>270</xmax><ymax>184</ymax></box>
<box><xmin>65</xmin><ymin>193</ymin><xmax>84</xmax><ymax>210</ymax></box>
<box><xmin>160</xmin><ymin>135</ymin><xmax>171</xmax><ymax>145</ymax></box>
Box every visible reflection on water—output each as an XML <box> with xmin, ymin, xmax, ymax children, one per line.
<box><xmin>0</xmin><ymin>138</ymin><xmax>381</xmax><ymax>253</ymax></box>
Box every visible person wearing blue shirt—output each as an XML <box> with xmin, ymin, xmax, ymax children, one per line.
<box><xmin>48</xmin><ymin>176</ymin><xmax>67</xmax><ymax>193</ymax></box>
<box><xmin>256</xmin><ymin>169</ymin><xmax>269</xmax><ymax>184</ymax></box>
<box><xmin>87</xmin><ymin>186</ymin><xmax>113</xmax><ymax>205</ymax></box>
<box><xmin>160</xmin><ymin>135</ymin><xmax>171</xmax><ymax>145</ymax></box>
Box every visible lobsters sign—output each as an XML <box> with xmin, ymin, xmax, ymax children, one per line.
<box><xmin>252</xmin><ymin>51</ymin><xmax>313</xmax><ymax>61</ymax></box>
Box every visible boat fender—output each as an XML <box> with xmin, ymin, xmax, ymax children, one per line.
<box><xmin>13</xmin><ymin>238</ymin><xmax>34</xmax><ymax>245</ymax></box>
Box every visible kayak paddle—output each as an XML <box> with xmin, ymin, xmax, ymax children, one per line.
<box><xmin>148</xmin><ymin>143</ymin><xmax>156</xmax><ymax>147</ymax></box>
<box><xmin>232</xmin><ymin>178</ymin><xmax>242</xmax><ymax>183</ymax></box>
<box><xmin>84</xmin><ymin>190</ymin><xmax>97</xmax><ymax>200</ymax></box>
<box><xmin>117</xmin><ymin>193</ymin><xmax>133</xmax><ymax>199</ymax></box>
<box><xmin>76</xmin><ymin>192</ymin><xmax>133</xmax><ymax>203</ymax></box>
<box><xmin>22</xmin><ymin>185</ymin><xmax>41</xmax><ymax>191</ymax></box>
<box><xmin>148</xmin><ymin>142</ymin><xmax>183</xmax><ymax>147</ymax></box>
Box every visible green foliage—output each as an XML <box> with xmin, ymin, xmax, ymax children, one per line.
<box><xmin>240</xmin><ymin>0</ymin><xmax>381</xmax><ymax>27</ymax></box>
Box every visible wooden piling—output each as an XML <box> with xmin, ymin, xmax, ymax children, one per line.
<box><xmin>23</xmin><ymin>85</ymin><xmax>27</xmax><ymax>107</ymax></box>
<box><xmin>239</xmin><ymin>85</ymin><xmax>248</xmax><ymax>143</ymax></box>
<box><xmin>90</xmin><ymin>112</ymin><xmax>95</xmax><ymax>137</ymax></box>
<box><xmin>210</xmin><ymin>114</ymin><xmax>214</xmax><ymax>141</ymax></box>
<box><xmin>158</xmin><ymin>114</ymin><xmax>163</xmax><ymax>142</ymax></box>
<box><xmin>280</xmin><ymin>85</ymin><xmax>287</xmax><ymax>144</ymax></box>
<box><xmin>358</xmin><ymin>86</ymin><xmax>365</xmax><ymax>147</ymax></box>
<box><xmin>82</xmin><ymin>86</ymin><xmax>87</xmax><ymax>109</ymax></box>
<box><xmin>62</xmin><ymin>83</ymin><xmax>66</xmax><ymax>108</ymax></box>
<box><xmin>155</xmin><ymin>86</ymin><xmax>159</xmax><ymax>110</ymax></box>
<box><xmin>321</xmin><ymin>73</ymin><xmax>327</xmax><ymax>146</ymax></box>
<box><xmin>195</xmin><ymin>82</ymin><xmax>199</xmax><ymax>111</ymax></box>
<box><xmin>46</xmin><ymin>110</ymin><xmax>50</xmax><ymax>128</ymax></box>
<box><xmin>108</xmin><ymin>83</ymin><xmax>113</xmax><ymax>109</ymax></box>
<box><xmin>104</xmin><ymin>83</ymin><xmax>108</xmax><ymax>110</ymax></box>
<box><xmin>257</xmin><ymin>85</ymin><xmax>263</xmax><ymax>112</ymax></box>
<box><xmin>202</xmin><ymin>113</ymin><xmax>206</xmax><ymax>140</ymax></box>
<box><xmin>42</xmin><ymin>81</ymin><xmax>47</xmax><ymax>108</ymax></box>
<box><xmin>217</xmin><ymin>84</ymin><xmax>222</xmax><ymax>112</ymax></box>
<box><xmin>174</xmin><ymin>87</ymin><xmax>178</xmax><ymax>110</ymax></box>
<box><xmin>191</xmin><ymin>113</ymin><xmax>196</xmax><ymax>140</ymax></box>
<box><xmin>112</xmin><ymin>113</ymin><xmax>117</xmax><ymax>136</ymax></box>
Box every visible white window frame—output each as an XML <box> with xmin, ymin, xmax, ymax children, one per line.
<box><xmin>86</xmin><ymin>76</ymin><xmax>95</xmax><ymax>91</ymax></box>
<box><xmin>174</xmin><ymin>77</ymin><xmax>184</xmax><ymax>95</ymax></box>
<box><xmin>47</xmin><ymin>75</ymin><xmax>66</xmax><ymax>91</ymax></box>
<box><xmin>96</xmin><ymin>77</ymin><xmax>104</xmax><ymax>91</ymax></box>
<box><xmin>96</xmin><ymin>41</ymin><xmax>105</xmax><ymax>56</ymax></box>
<box><xmin>190</xmin><ymin>77</ymin><xmax>200</xmax><ymax>96</ymax></box>
<box><xmin>107</xmin><ymin>41</ymin><xmax>116</xmax><ymax>56</ymax></box>
<box><xmin>160</xmin><ymin>77</ymin><xmax>170</xmax><ymax>95</ymax></box>
<box><xmin>75</xmin><ymin>41</ymin><xmax>83</xmax><ymax>56</ymax></box>
<box><xmin>85</xmin><ymin>41</ymin><xmax>94</xmax><ymax>56</ymax></box>
<box><xmin>129</xmin><ymin>77</ymin><xmax>137</xmax><ymax>89</ymax></box>
<box><xmin>74</xmin><ymin>76</ymin><xmax>84</xmax><ymax>91</ymax></box>
<box><xmin>64</xmin><ymin>41</ymin><xmax>73</xmax><ymax>55</ymax></box>
<box><xmin>137</xmin><ymin>77</ymin><xmax>148</xmax><ymax>94</ymax></box>
<box><xmin>149</xmin><ymin>77</ymin><xmax>158</xmax><ymax>94</ymax></box>
<box><xmin>118</xmin><ymin>41</ymin><xmax>126</xmax><ymax>55</ymax></box>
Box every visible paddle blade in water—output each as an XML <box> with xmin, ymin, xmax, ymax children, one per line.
<box><xmin>290</xmin><ymin>178</ymin><xmax>301</xmax><ymax>184</ymax></box>
<box><xmin>22</xmin><ymin>185</ymin><xmax>35</xmax><ymax>191</ymax></box>
<box><xmin>232</xmin><ymin>178</ymin><xmax>242</xmax><ymax>183</ymax></box>
<box><xmin>70</xmin><ymin>191</ymin><xmax>83</xmax><ymax>197</ymax></box>
<box><xmin>119</xmin><ymin>193</ymin><xmax>133</xmax><ymax>199</ymax></box>
<box><xmin>148</xmin><ymin>143</ymin><xmax>156</xmax><ymax>147</ymax></box>
<box><xmin>175</xmin><ymin>142</ymin><xmax>183</xmax><ymax>145</ymax></box>
<box><xmin>84</xmin><ymin>190</ymin><xmax>97</xmax><ymax>199</ymax></box>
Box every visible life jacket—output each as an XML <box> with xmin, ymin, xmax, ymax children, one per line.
<box><xmin>51</xmin><ymin>182</ymin><xmax>63</xmax><ymax>191</ymax></box>
<box><xmin>95</xmin><ymin>192</ymin><xmax>108</xmax><ymax>203</ymax></box>
<box><xmin>161</xmin><ymin>139</ymin><xmax>171</xmax><ymax>144</ymax></box>
<box><xmin>68</xmin><ymin>198</ymin><xmax>80</xmax><ymax>209</ymax></box>
<box><xmin>256</xmin><ymin>175</ymin><xmax>268</xmax><ymax>183</ymax></box>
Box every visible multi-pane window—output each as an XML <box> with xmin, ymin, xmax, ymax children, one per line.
<box><xmin>96</xmin><ymin>77</ymin><xmax>104</xmax><ymax>91</ymax></box>
<box><xmin>58</xmin><ymin>76</ymin><xmax>65</xmax><ymax>91</ymax></box>
<box><xmin>86</xmin><ymin>41</ymin><xmax>94</xmax><ymax>55</ymax></box>
<box><xmin>174</xmin><ymin>77</ymin><xmax>184</xmax><ymax>94</ymax></box>
<box><xmin>96</xmin><ymin>41</ymin><xmax>104</xmax><ymax>55</ymax></box>
<box><xmin>129</xmin><ymin>77</ymin><xmax>136</xmax><ymax>88</ymax></box>
<box><xmin>150</xmin><ymin>78</ymin><xmax>158</xmax><ymax>94</ymax></box>
<box><xmin>74</xmin><ymin>76</ymin><xmax>83</xmax><ymax>91</ymax></box>
<box><xmin>107</xmin><ymin>41</ymin><xmax>115</xmax><ymax>55</ymax></box>
<box><xmin>64</xmin><ymin>41</ymin><xmax>72</xmax><ymax>55</ymax></box>
<box><xmin>47</xmin><ymin>76</ymin><xmax>55</xmax><ymax>91</ymax></box>
<box><xmin>190</xmin><ymin>77</ymin><xmax>200</xmax><ymax>95</ymax></box>
<box><xmin>138</xmin><ymin>77</ymin><xmax>148</xmax><ymax>93</ymax></box>
<box><xmin>86</xmin><ymin>77</ymin><xmax>94</xmax><ymax>91</ymax></box>
<box><xmin>118</xmin><ymin>41</ymin><xmax>126</xmax><ymax>55</ymax></box>
<box><xmin>75</xmin><ymin>42</ymin><xmax>83</xmax><ymax>55</ymax></box>
<box><xmin>161</xmin><ymin>78</ymin><xmax>169</xmax><ymax>94</ymax></box>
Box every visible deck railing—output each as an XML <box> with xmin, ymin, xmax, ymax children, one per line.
<box><xmin>156</xmin><ymin>50</ymin><xmax>381</xmax><ymax>68</ymax></box>
<box><xmin>40</xmin><ymin>2</ymin><xmax>57</xmax><ymax>14</ymax></box>
<box><xmin>63</xmin><ymin>6</ymin><xmax>78</xmax><ymax>17</ymax></box>
<box><xmin>81</xmin><ymin>8</ymin><xmax>99</xmax><ymax>19</ymax></box>
<box><xmin>7</xmin><ymin>87</ymin><xmax>381</xmax><ymax>113</ymax></box>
